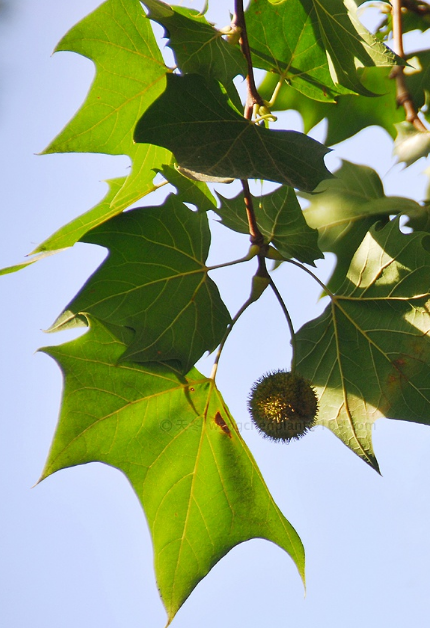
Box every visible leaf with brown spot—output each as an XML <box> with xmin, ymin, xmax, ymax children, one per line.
<box><xmin>296</xmin><ymin>219</ymin><xmax>430</xmax><ymax>471</ymax></box>
<box><xmin>40</xmin><ymin>316</ymin><xmax>305</xmax><ymax>622</ymax></box>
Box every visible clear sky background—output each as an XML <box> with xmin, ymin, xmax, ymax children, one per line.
<box><xmin>2</xmin><ymin>1</ymin><xmax>430</xmax><ymax>627</ymax></box>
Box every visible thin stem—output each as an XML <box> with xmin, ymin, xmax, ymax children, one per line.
<box><xmin>209</xmin><ymin>0</ymin><xmax>272</xmax><ymax>379</ymax></box>
<box><xmin>390</xmin><ymin>0</ymin><xmax>427</xmax><ymax>131</ymax></box>
<box><xmin>392</xmin><ymin>0</ymin><xmax>406</xmax><ymax>58</ymax></box>
<box><xmin>207</xmin><ymin>246</ymin><xmax>259</xmax><ymax>272</ymax></box>
<box><xmin>285</xmin><ymin>259</ymin><xmax>334</xmax><ymax>299</ymax></box>
<box><xmin>268</xmin><ymin>277</ymin><xmax>297</xmax><ymax>374</ymax></box>
<box><xmin>211</xmin><ymin>252</ymin><xmax>271</xmax><ymax>381</ymax></box>
<box><xmin>210</xmin><ymin>296</ymin><xmax>255</xmax><ymax>381</ymax></box>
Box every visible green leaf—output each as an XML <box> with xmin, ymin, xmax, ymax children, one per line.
<box><xmin>260</xmin><ymin>51</ymin><xmax>429</xmax><ymax>145</ymax></box>
<box><xmin>2</xmin><ymin>177</ymin><xmax>162</xmax><ymax>274</ymax></box>
<box><xmin>296</xmin><ymin>219</ymin><xmax>430</xmax><ymax>470</ymax></box>
<box><xmin>40</xmin><ymin>316</ymin><xmax>305</xmax><ymax>622</ymax></box>
<box><xmin>50</xmin><ymin>195</ymin><xmax>231</xmax><ymax>373</ymax></box>
<box><xmin>33</xmin><ymin>178</ymin><xmax>127</xmax><ymax>253</ymax></box>
<box><xmin>142</xmin><ymin>0</ymin><xmax>247</xmax><ymax>85</ymax></box>
<box><xmin>42</xmin><ymin>0</ymin><xmax>171</xmax><ymax>212</ymax></box>
<box><xmin>255</xmin><ymin>0</ymin><xmax>400</xmax><ymax>101</ymax></box>
<box><xmin>134</xmin><ymin>73</ymin><xmax>332</xmax><ymax>192</ymax></box>
<box><xmin>245</xmin><ymin>0</ymin><xmax>356</xmax><ymax>102</ymax></box>
<box><xmin>215</xmin><ymin>186</ymin><xmax>323</xmax><ymax>266</ymax></box>
<box><xmin>302</xmin><ymin>160</ymin><xmax>422</xmax><ymax>290</ymax></box>
<box><xmin>0</xmin><ymin>250</ymin><xmax>63</xmax><ymax>276</ymax></box>
<box><xmin>313</xmin><ymin>0</ymin><xmax>400</xmax><ymax>95</ymax></box>
<box><xmin>260</xmin><ymin>67</ymin><xmax>397</xmax><ymax>145</ymax></box>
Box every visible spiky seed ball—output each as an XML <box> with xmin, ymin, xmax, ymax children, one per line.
<box><xmin>248</xmin><ymin>370</ymin><xmax>318</xmax><ymax>442</ymax></box>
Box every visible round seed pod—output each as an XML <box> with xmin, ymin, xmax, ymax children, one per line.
<box><xmin>248</xmin><ymin>370</ymin><xmax>318</xmax><ymax>442</ymax></box>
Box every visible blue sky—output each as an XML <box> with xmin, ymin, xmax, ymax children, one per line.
<box><xmin>1</xmin><ymin>1</ymin><xmax>430</xmax><ymax>627</ymax></box>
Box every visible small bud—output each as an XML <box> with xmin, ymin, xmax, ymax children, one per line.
<box><xmin>219</xmin><ymin>24</ymin><xmax>242</xmax><ymax>46</ymax></box>
<box><xmin>247</xmin><ymin>244</ymin><xmax>260</xmax><ymax>259</ymax></box>
<box><xmin>266</xmin><ymin>246</ymin><xmax>284</xmax><ymax>261</ymax></box>
<box><xmin>249</xmin><ymin>274</ymin><xmax>270</xmax><ymax>302</ymax></box>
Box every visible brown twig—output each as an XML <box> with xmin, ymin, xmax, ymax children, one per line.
<box><xmin>241</xmin><ymin>180</ymin><xmax>266</xmax><ymax>248</ymax></box>
<box><xmin>232</xmin><ymin>1</ymin><xmax>266</xmax><ymax>250</ymax></box>
<box><xmin>232</xmin><ymin>0</ymin><xmax>264</xmax><ymax>119</ymax></box>
<box><xmin>390</xmin><ymin>0</ymin><xmax>427</xmax><ymax>131</ymax></box>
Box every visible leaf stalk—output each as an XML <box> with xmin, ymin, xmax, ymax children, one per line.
<box><xmin>268</xmin><ymin>276</ymin><xmax>297</xmax><ymax>374</ymax></box>
<box><xmin>285</xmin><ymin>258</ymin><xmax>334</xmax><ymax>299</ymax></box>
<box><xmin>210</xmin><ymin>293</ymin><xmax>257</xmax><ymax>381</ymax></box>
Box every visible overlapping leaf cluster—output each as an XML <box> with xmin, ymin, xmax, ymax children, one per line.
<box><xmin>6</xmin><ymin>0</ymin><xmax>430</xmax><ymax>623</ymax></box>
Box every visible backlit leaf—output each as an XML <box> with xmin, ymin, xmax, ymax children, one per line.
<box><xmin>251</xmin><ymin>0</ymin><xmax>400</xmax><ymax>103</ymax></box>
<box><xmin>312</xmin><ymin>0</ymin><xmax>400</xmax><ymax>95</ymax></box>
<box><xmin>0</xmin><ymin>250</ymin><xmax>65</xmax><ymax>276</ymax></box>
<box><xmin>42</xmin><ymin>0</ymin><xmax>171</xmax><ymax>211</ymax></box>
<box><xmin>33</xmin><ymin>179</ymin><xmax>127</xmax><ymax>253</ymax></box>
<box><xmin>393</xmin><ymin>121</ymin><xmax>430</xmax><ymax>167</ymax></box>
<box><xmin>40</xmin><ymin>316</ymin><xmax>305</xmax><ymax>622</ymax></box>
<box><xmin>245</xmin><ymin>0</ymin><xmax>356</xmax><ymax>102</ymax></box>
<box><xmin>296</xmin><ymin>219</ymin><xmax>430</xmax><ymax>470</ymax></box>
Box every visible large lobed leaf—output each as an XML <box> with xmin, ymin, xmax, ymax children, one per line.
<box><xmin>40</xmin><ymin>316</ymin><xmax>305</xmax><ymax>622</ymax></box>
<box><xmin>50</xmin><ymin>195</ymin><xmax>230</xmax><ymax>374</ymax></box>
<box><xmin>42</xmin><ymin>0</ymin><xmax>171</xmax><ymax>212</ymax></box>
<box><xmin>296</xmin><ymin>219</ymin><xmax>430</xmax><ymax>470</ymax></box>
<box><xmin>134</xmin><ymin>73</ymin><xmax>332</xmax><ymax>192</ymax></box>
<box><xmin>215</xmin><ymin>185</ymin><xmax>323</xmax><ymax>266</ymax></box>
